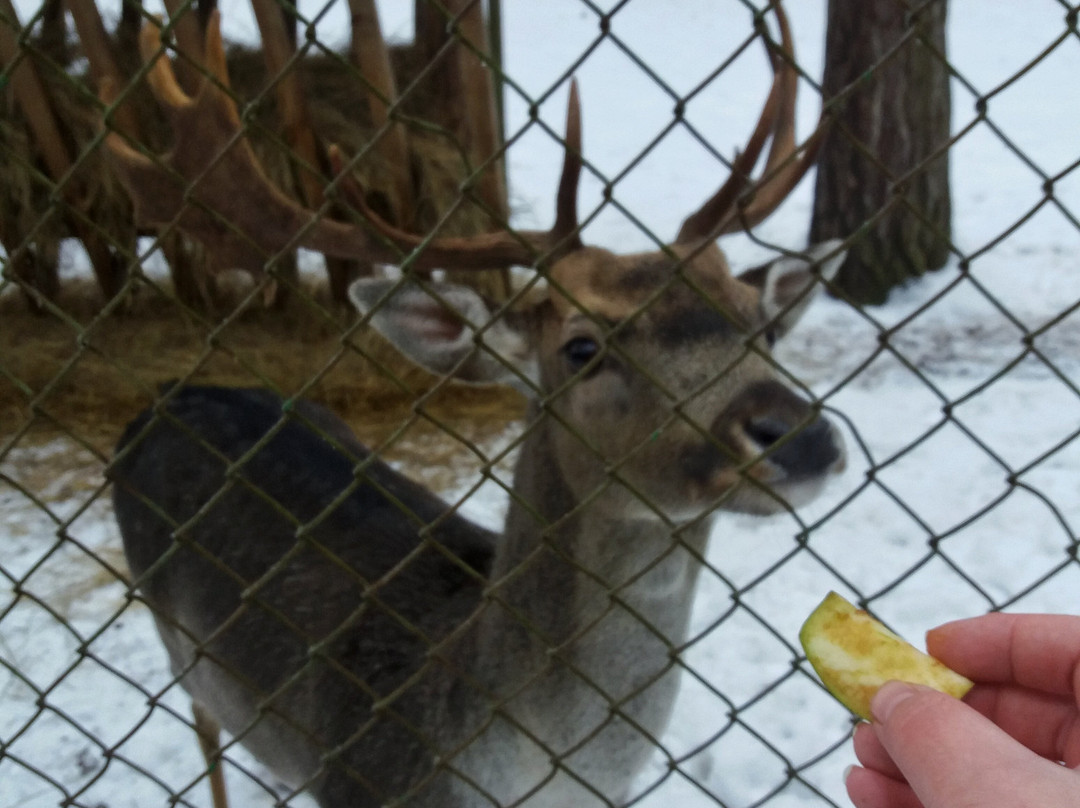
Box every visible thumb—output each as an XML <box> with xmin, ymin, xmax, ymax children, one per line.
<box><xmin>870</xmin><ymin>681</ymin><xmax>1079</xmax><ymax>808</ymax></box>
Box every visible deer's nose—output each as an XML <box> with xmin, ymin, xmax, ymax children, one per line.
<box><xmin>717</xmin><ymin>380</ymin><xmax>845</xmax><ymax>480</ymax></box>
<box><xmin>743</xmin><ymin>412</ymin><xmax>844</xmax><ymax>479</ymax></box>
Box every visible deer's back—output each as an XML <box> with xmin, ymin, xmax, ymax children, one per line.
<box><xmin>110</xmin><ymin>385</ymin><xmax>495</xmax><ymax>804</ymax></box>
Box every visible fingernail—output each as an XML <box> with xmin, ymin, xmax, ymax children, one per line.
<box><xmin>870</xmin><ymin>680</ymin><xmax>917</xmax><ymax>723</ymax></box>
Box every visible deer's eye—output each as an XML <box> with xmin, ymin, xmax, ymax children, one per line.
<box><xmin>563</xmin><ymin>336</ymin><xmax>602</xmax><ymax>373</ymax></box>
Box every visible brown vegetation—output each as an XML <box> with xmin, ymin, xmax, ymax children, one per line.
<box><xmin>1</xmin><ymin>0</ymin><xmax>510</xmax><ymax>308</ymax></box>
<box><xmin>0</xmin><ymin>278</ymin><xmax>523</xmax><ymax>453</ymax></box>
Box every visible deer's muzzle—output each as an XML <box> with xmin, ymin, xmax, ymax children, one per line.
<box><xmin>681</xmin><ymin>380</ymin><xmax>845</xmax><ymax>510</ymax></box>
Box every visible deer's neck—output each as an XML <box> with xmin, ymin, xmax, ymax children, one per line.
<box><xmin>477</xmin><ymin>413</ymin><xmax>713</xmax><ymax>692</ymax></box>
<box><xmin>446</xmin><ymin>416</ymin><xmax>714</xmax><ymax>806</ymax></box>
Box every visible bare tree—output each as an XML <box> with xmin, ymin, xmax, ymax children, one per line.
<box><xmin>810</xmin><ymin>0</ymin><xmax>952</xmax><ymax>305</ymax></box>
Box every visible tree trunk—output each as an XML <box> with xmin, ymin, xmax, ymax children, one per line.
<box><xmin>810</xmin><ymin>0</ymin><xmax>952</xmax><ymax>305</ymax></box>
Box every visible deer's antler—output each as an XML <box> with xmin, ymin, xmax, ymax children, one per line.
<box><xmin>100</xmin><ymin>11</ymin><xmax>583</xmax><ymax>274</ymax></box>
<box><xmin>327</xmin><ymin>80</ymin><xmax>585</xmax><ymax>269</ymax></box>
<box><xmin>675</xmin><ymin>2</ymin><xmax>829</xmax><ymax>244</ymax></box>
<box><xmin>100</xmin><ymin>13</ymin><xmax>332</xmax><ymax>275</ymax></box>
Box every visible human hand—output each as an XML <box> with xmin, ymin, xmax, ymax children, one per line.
<box><xmin>844</xmin><ymin>612</ymin><xmax>1080</xmax><ymax>808</ymax></box>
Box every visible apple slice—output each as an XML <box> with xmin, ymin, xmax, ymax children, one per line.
<box><xmin>799</xmin><ymin>591</ymin><xmax>973</xmax><ymax>720</ymax></box>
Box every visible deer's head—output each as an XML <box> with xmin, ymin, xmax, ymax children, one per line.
<box><xmin>103</xmin><ymin>5</ymin><xmax>845</xmax><ymax>520</ymax></box>
<box><xmin>348</xmin><ymin>242</ymin><xmax>844</xmax><ymax>521</ymax></box>
<box><xmin>344</xmin><ymin>7</ymin><xmax>844</xmax><ymax>519</ymax></box>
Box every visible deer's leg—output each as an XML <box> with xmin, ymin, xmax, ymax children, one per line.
<box><xmin>192</xmin><ymin>700</ymin><xmax>230</xmax><ymax>808</ymax></box>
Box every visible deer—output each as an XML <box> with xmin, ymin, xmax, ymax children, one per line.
<box><xmin>107</xmin><ymin>5</ymin><xmax>846</xmax><ymax>807</ymax></box>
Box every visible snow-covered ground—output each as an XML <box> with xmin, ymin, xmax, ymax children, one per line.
<box><xmin>3</xmin><ymin>2</ymin><xmax>1079</xmax><ymax>807</ymax></box>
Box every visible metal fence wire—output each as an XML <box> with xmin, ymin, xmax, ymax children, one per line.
<box><xmin>2</xmin><ymin>1</ymin><xmax>1079</xmax><ymax>807</ymax></box>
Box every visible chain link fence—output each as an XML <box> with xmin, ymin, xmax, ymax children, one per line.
<box><xmin>2</xmin><ymin>1</ymin><xmax>1079</xmax><ymax>807</ymax></box>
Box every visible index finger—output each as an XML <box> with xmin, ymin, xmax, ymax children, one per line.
<box><xmin>927</xmin><ymin>613</ymin><xmax>1080</xmax><ymax>696</ymax></box>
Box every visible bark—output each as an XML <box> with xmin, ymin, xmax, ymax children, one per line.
<box><xmin>810</xmin><ymin>0</ymin><xmax>952</xmax><ymax>305</ymax></box>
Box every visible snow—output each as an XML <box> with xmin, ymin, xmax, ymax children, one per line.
<box><xmin>3</xmin><ymin>2</ymin><xmax>1079</xmax><ymax>808</ymax></box>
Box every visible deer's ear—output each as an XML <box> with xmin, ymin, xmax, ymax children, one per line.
<box><xmin>348</xmin><ymin>279</ymin><xmax>538</xmax><ymax>390</ymax></box>
<box><xmin>738</xmin><ymin>240</ymin><xmax>845</xmax><ymax>340</ymax></box>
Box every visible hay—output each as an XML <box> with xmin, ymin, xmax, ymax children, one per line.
<box><xmin>0</xmin><ymin>27</ymin><xmax>523</xmax><ymax>450</ymax></box>
<box><xmin>0</xmin><ymin>275</ymin><xmax>524</xmax><ymax>454</ymax></box>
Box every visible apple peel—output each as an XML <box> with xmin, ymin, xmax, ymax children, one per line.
<box><xmin>799</xmin><ymin>591</ymin><xmax>973</xmax><ymax>720</ymax></box>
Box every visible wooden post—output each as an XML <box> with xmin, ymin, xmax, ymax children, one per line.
<box><xmin>486</xmin><ymin>0</ymin><xmax>504</xmax><ymax>149</ymax></box>
<box><xmin>0</xmin><ymin>0</ymin><xmax>123</xmax><ymax>302</ymax></box>
<box><xmin>444</xmin><ymin>0</ymin><xmax>507</xmax><ymax>221</ymax></box>
<box><xmin>417</xmin><ymin>0</ymin><xmax>510</xmax><ymax>299</ymax></box>
<box><xmin>39</xmin><ymin>0</ymin><xmax>69</xmax><ymax>65</ymax></box>
<box><xmin>411</xmin><ymin>0</ymin><xmax>508</xmax><ymax>222</ymax></box>
<box><xmin>250</xmin><ymin>0</ymin><xmax>324</xmax><ymax>207</ymax></box>
<box><xmin>115</xmin><ymin>0</ymin><xmax>142</xmax><ymax>65</ymax></box>
<box><xmin>348</xmin><ymin>0</ymin><xmax>413</xmax><ymax>226</ymax></box>
<box><xmin>0</xmin><ymin>0</ymin><xmax>72</xmax><ymax>188</ymax></box>
<box><xmin>413</xmin><ymin>0</ymin><xmax>445</xmax><ymax>67</ymax></box>
<box><xmin>67</xmin><ymin>0</ymin><xmax>141</xmax><ymax>138</ymax></box>
<box><xmin>252</xmin><ymin>0</ymin><xmax>371</xmax><ymax>303</ymax></box>
<box><xmin>161</xmin><ymin>0</ymin><xmax>209</xmax><ymax>92</ymax></box>
<box><xmin>116</xmin><ymin>6</ymin><xmax>220</xmax><ymax>309</ymax></box>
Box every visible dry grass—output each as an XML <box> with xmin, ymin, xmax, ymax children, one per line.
<box><xmin>2</xmin><ymin>30</ymin><xmax>523</xmax><ymax>459</ymax></box>
<box><xmin>0</xmin><ymin>278</ymin><xmax>525</xmax><ymax>458</ymax></box>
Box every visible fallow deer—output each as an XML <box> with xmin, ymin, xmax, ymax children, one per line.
<box><xmin>108</xmin><ymin>5</ymin><xmax>846</xmax><ymax>807</ymax></box>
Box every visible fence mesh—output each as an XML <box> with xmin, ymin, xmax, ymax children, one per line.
<box><xmin>2</xmin><ymin>1</ymin><xmax>1079</xmax><ymax>807</ymax></box>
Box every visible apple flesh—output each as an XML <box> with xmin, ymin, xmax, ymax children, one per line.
<box><xmin>799</xmin><ymin>591</ymin><xmax>973</xmax><ymax>720</ymax></box>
